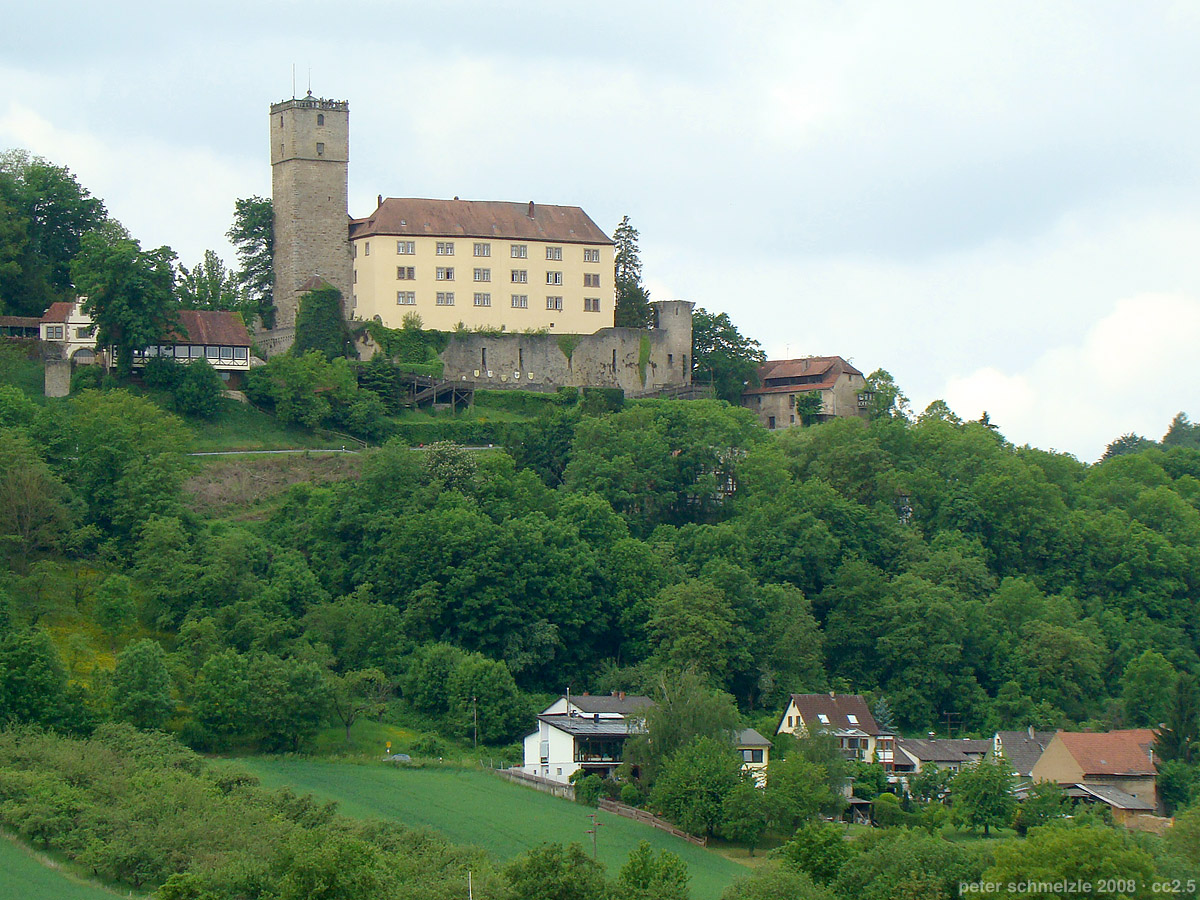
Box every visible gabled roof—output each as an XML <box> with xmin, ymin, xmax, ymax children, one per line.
<box><xmin>1056</xmin><ymin>729</ymin><xmax>1156</xmax><ymax>776</ymax></box>
<box><xmin>167</xmin><ymin>311</ymin><xmax>251</xmax><ymax>347</ymax></box>
<box><xmin>743</xmin><ymin>356</ymin><xmax>864</xmax><ymax>397</ymax></box>
<box><xmin>737</xmin><ymin>728</ymin><xmax>772</xmax><ymax>748</ymax></box>
<box><xmin>784</xmin><ymin>693</ymin><xmax>880</xmax><ymax>736</ymax></box>
<box><xmin>40</xmin><ymin>301</ymin><xmax>75</xmax><ymax>323</ymax></box>
<box><xmin>994</xmin><ymin>730</ymin><xmax>1055</xmax><ymax>777</ymax></box>
<box><xmin>349</xmin><ymin>198</ymin><xmax>612</xmax><ymax>245</ymax></box>
<box><xmin>897</xmin><ymin>738</ymin><xmax>992</xmax><ymax>764</ymax></box>
<box><xmin>567</xmin><ymin>694</ymin><xmax>653</xmax><ymax>716</ymax></box>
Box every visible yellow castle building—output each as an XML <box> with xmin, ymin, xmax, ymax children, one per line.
<box><xmin>349</xmin><ymin>198</ymin><xmax>614</xmax><ymax>333</ymax></box>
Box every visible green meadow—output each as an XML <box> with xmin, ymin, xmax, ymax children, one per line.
<box><xmin>0</xmin><ymin>834</ymin><xmax>133</xmax><ymax>900</ymax></box>
<box><xmin>233</xmin><ymin>758</ymin><xmax>748</xmax><ymax>900</ymax></box>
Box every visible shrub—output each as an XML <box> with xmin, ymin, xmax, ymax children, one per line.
<box><xmin>70</xmin><ymin>365</ymin><xmax>104</xmax><ymax>393</ymax></box>
<box><xmin>141</xmin><ymin>355</ymin><xmax>184</xmax><ymax>390</ymax></box>
<box><xmin>620</xmin><ymin>782</ymin><xmax>644</xmax><ymax>807</ymax></box>
<box><xmin>410</xmin><ymin>733</ymin><xmax>446</xmax><ymax>757</ymax></box>
<box><xmin>175</xmin><ymin>357</ymin><xmax>223</xmax><ymax>418</ymax></box>
<box><xmin>571</xmin><ymin>772</ymin><xmax>605</xmax><ymax>807</ymax></box>
<box><xmin>581</xmin><ymin>387</ymin><xmax>624</xmax><ymax>416</ymax></box>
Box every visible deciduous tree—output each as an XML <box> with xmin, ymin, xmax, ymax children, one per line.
<box><xmin>227</xmin><ymin>196</ymin><xmax>274</xmax><ymax>328</ymax></box>
<box><xmin>111</xmin><ymin>639</ymin><xmax>175</xmax><ymax>730</ymax></box>
<box><xmin>72</xmin><ymin>229</ymin><xmax>178</xmax><ymax>376</ymax></box>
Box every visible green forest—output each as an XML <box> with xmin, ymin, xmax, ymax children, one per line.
<box><xmin>4</xmin><ymin>149</ymin><xmax>1200</xmax><ymax>898</ymax></box>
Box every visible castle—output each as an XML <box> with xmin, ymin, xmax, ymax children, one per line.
<box><xmin>265</xmin><ymin>93</ymin><xmax>695</xmax><ymax>397</ymax></box>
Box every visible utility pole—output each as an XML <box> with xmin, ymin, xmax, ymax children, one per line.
<box><xmin>473</xmin><ymin>695</ymin><xmax>478</xmax><ymax>752</ymax></box>
<box><xmin>942</xmin><ymin>710</ymin><xmax>961</xmax><ymax>738</ymax></box>
<box><xmin>586</xmin><ymin>813</ymin><xmax>604</xmax><ymax>858</ymax></box>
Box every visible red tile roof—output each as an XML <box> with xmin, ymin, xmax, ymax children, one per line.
<box><xmin>350</xmin><ymin>198</ymin><xmax>612</xmax><ymax>245</ymax></box>
<box><xmin>743</xmin><ymin>356</ymin><xmax>863</xmax><ymax>396</ymax></box>
<box><xmin>168</xmin><ymin>311</ymin><xmax>251</xmax><ymax>347</ymax></box>
<box><xmin>40</xmin><ymin>301</ymin><xmax>75</xmax><ymax>323</ymax></box>
<box><xmin>1057</xmin><ymin>729</ymin><xmax>1156</xmax><ymax>776</ymax></box>
<box><xmin>785</xmin><ymin>692</ymin><xmax>880</xmax><ymax>735</ymax></box>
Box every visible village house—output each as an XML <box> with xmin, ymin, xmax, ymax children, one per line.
<box><xmin>991</xmin><ymin>728</ymin><xmax>1055</xmax><ymax>787</ymax></box>
<box><xmin>521</xmin><ymin>692</ymin><xmax>651</xmax><ymax>785</ymax></box>
<box><xmin>736</xmin><ymin>728</ymin><xmax>772</xmax><ymax>784</ymax></box>
<box><xmin>40</xmin><ymin>301</ymin><xmax>100</xmax><ymax>365</ymax></box>
<box><xmin>891</xmin><ymin>737</ymin><xmax>992</xmax><ymax>777</ymax></box>
<box><xmin>776</xmin><ymin>692</ymin><xmax>895</xmax><ymax>770</ymax></box>
<box><xmin>39</xmin><ymin>301</ymin><xmax>253</xmax><ymax>384</ymax></box>
<box><xmin>1030</xmin><ymin>729</ymin><xmax>1161</xmax><ymax>823</ymax></box>
<box><xmin>741</xmin><ymin>356</ymin><xmax>871</xmax><ymax>430</ymax></box>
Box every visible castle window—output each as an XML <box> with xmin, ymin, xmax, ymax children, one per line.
<box><xmin>365</xmin><ymin>242</ymin><xmax>370</xmax><ymax>255</ymax></box>
<box><xmin>511</xmin><ymin>270</ymin><xmax>527</xmax><ymax>284</ymax></box>
<box><xmin>584</xmin><ymin>273</ymin><xmax>600</xmax><ymax>287</ymax></box>
<box><xmin>511</xmin><ymin>295</ymin><xmax>528</xmax><ymax>308</ymax></box>
<box><xmin>316</xmin><ymin>142</ymin><xmax>324</xmax><ymax>155</ymax></box>
<box><xmin>317</xmin><ymin>114</ymin><xmax>324</xmax><ymax>125</ymax></box>
<box><xmin>584</xmin><ymin>298</ymin><xmax>600</xmax><ymax>312</ymax></box>
<box><xmin>473</xmin><ymin>268</ymin><xmax>491</xmax><ymax>282</ymax></box>
<box><xmin>545</xmin><ymin>296</ymin><xmax>563</xmax><ymax>311</ymax></box>
<box><xmin>584</xmin><ymin>248</ymin><xmax>600</xmax><ymax>263</ymax></box>
<box><xmin>473</xmin><ymin>243</ymin><xmax>491</xmax><ymax>257</ymax></box>
<box><xmin>511</xmin><ymin>244</ymin><xmax>527</xmax><ymax>259</ymax></box>
<box><xmin>436</xmin><ymin>292</ymin><xmax>455</xmax><ymax>306</ymax></box>
<box><xmin>436</xmin><ymin>242</ymin><xmax>455</xmax><ymax>256</ymax></box>
<box><xmin>546</xmin><ymin>271</ymin><xmax>562</xmax><ymax>285</ymax></box>
<box><xmin>397</xmin><ymin>241</ymin><xmax>415</xmax><ymax>255</ymax></box>
<box><xmin>473</xmin><ymin>293</ymin><xmax>491</xmax><ymax>307</ymax></box>
<box><xmin>397</xmin><ymin>291</ymin><xmax>416</xmax><ymax>305</ymax></box>
<box><xmin>397</xmin><ymin>267</ymin><xmax>415</xmax><ymax>280</ymax></box>
<box><xmin>436</xmin><ymin>267</ymin><xmax>454</xmax><ymax>281</ymax></box>
<box><xmin>546</xmin><ymin>246</ymin><xmax>563</xmax><ymax>261</ymax></box>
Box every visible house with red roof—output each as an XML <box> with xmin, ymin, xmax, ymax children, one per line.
<box><xmin>1030</xmin><ymin>729</ymin><xmax>1161</xmax><ymax>822</ymax></box>
<box><xmin>741</xmin><ymin>356</ymin><xmax>871</xmax><ymax>430</ymax></box>
<box><xmin>39</xmin><ymin>301</ymin><xmax>254</xmax><ymax>385</ymax></box>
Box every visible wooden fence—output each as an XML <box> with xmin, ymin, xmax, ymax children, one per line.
<box><xmin>597</xmin><ymin>799</ymin><xmax>707</xmax><ymax>847</ymax></box>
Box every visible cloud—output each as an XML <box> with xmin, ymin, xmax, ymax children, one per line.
<box><xmin>0</xmin><ymin>101</ymin><xmax>262</xmax><ymax>265</ymax></box>
<box><xmin>943</xmin><ymin>293</ymin><xmax>1200</xmax><ymax>461</ymax></box>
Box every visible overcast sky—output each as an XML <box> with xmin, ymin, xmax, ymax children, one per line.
<box><xmin>4</xmin><ymin>1</ymin><xmax>1198</xmax><ymax>460</ymax></box>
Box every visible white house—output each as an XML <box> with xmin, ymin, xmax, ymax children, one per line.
<box><xmin>521</xmin><ymin>692</ymin><xmax>651</xmax><ymax>784</ymax></box>
<box><xmin>776</xmin><ymin>692</ymin><xmax>895</xmax><ymax>770</ymax></box>
<box><xmin>40</xmin><ymin>301</ymin><xmax>100</xmax><ymax>364</ymax></box>
<box><xmin>39</xmin><ymin>301</ymin><xmax>253</xmax><ymax>380</ymax></box>
<box><xmin>736</xmin><ymin>728</ymin><xmax>772</xmax><ymax>785</ymax></box>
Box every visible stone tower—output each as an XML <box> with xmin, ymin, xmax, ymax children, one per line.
<box><xmin>269</xmin><ymin>93</ymin><xmax>352</xmax><ymax>344</ymax></box>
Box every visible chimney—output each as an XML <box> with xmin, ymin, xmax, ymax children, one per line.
<box><xmin>528</xmin><ymin>200</ymin><xmax>535</xmax><ymax>218</ymax></box>
<box><xmin>619</xmin><ymin>691</ymin><xmax>626</xmax><ymax>701</ymax></box>
<box><xmin>611</xmin><ymin>691</ymin><xmax>617</xmax><ymax>697</ymax></box>
<box><xmin>1028</xmin><ymin>724</ymin><xmax>1034</xmax><ymax>739</ymax></box>
<box><xmin>377</xmin><ymin>194</ymin><xmax>383</xmax><ymax>208</ymax></box>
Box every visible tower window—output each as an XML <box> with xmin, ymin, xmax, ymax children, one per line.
<box><xmin>316</xmin><ymin>142</ymin><xmax>324</xmax><ymax>155</ymax></box>
<box><xmin>317</xmin><ymin>114</ymin><xmax>325</xmax><ymax>125</ymax></box>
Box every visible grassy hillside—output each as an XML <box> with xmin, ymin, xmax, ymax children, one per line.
<box><xmin>233</xmin><ymin>759</ymin><xmax>747</xmax><ymax>900</ymax></box>
<box><xmin>0</xmin><ymin>834</ymin><xmax>136</xmax><ymax>900</ymax></box>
